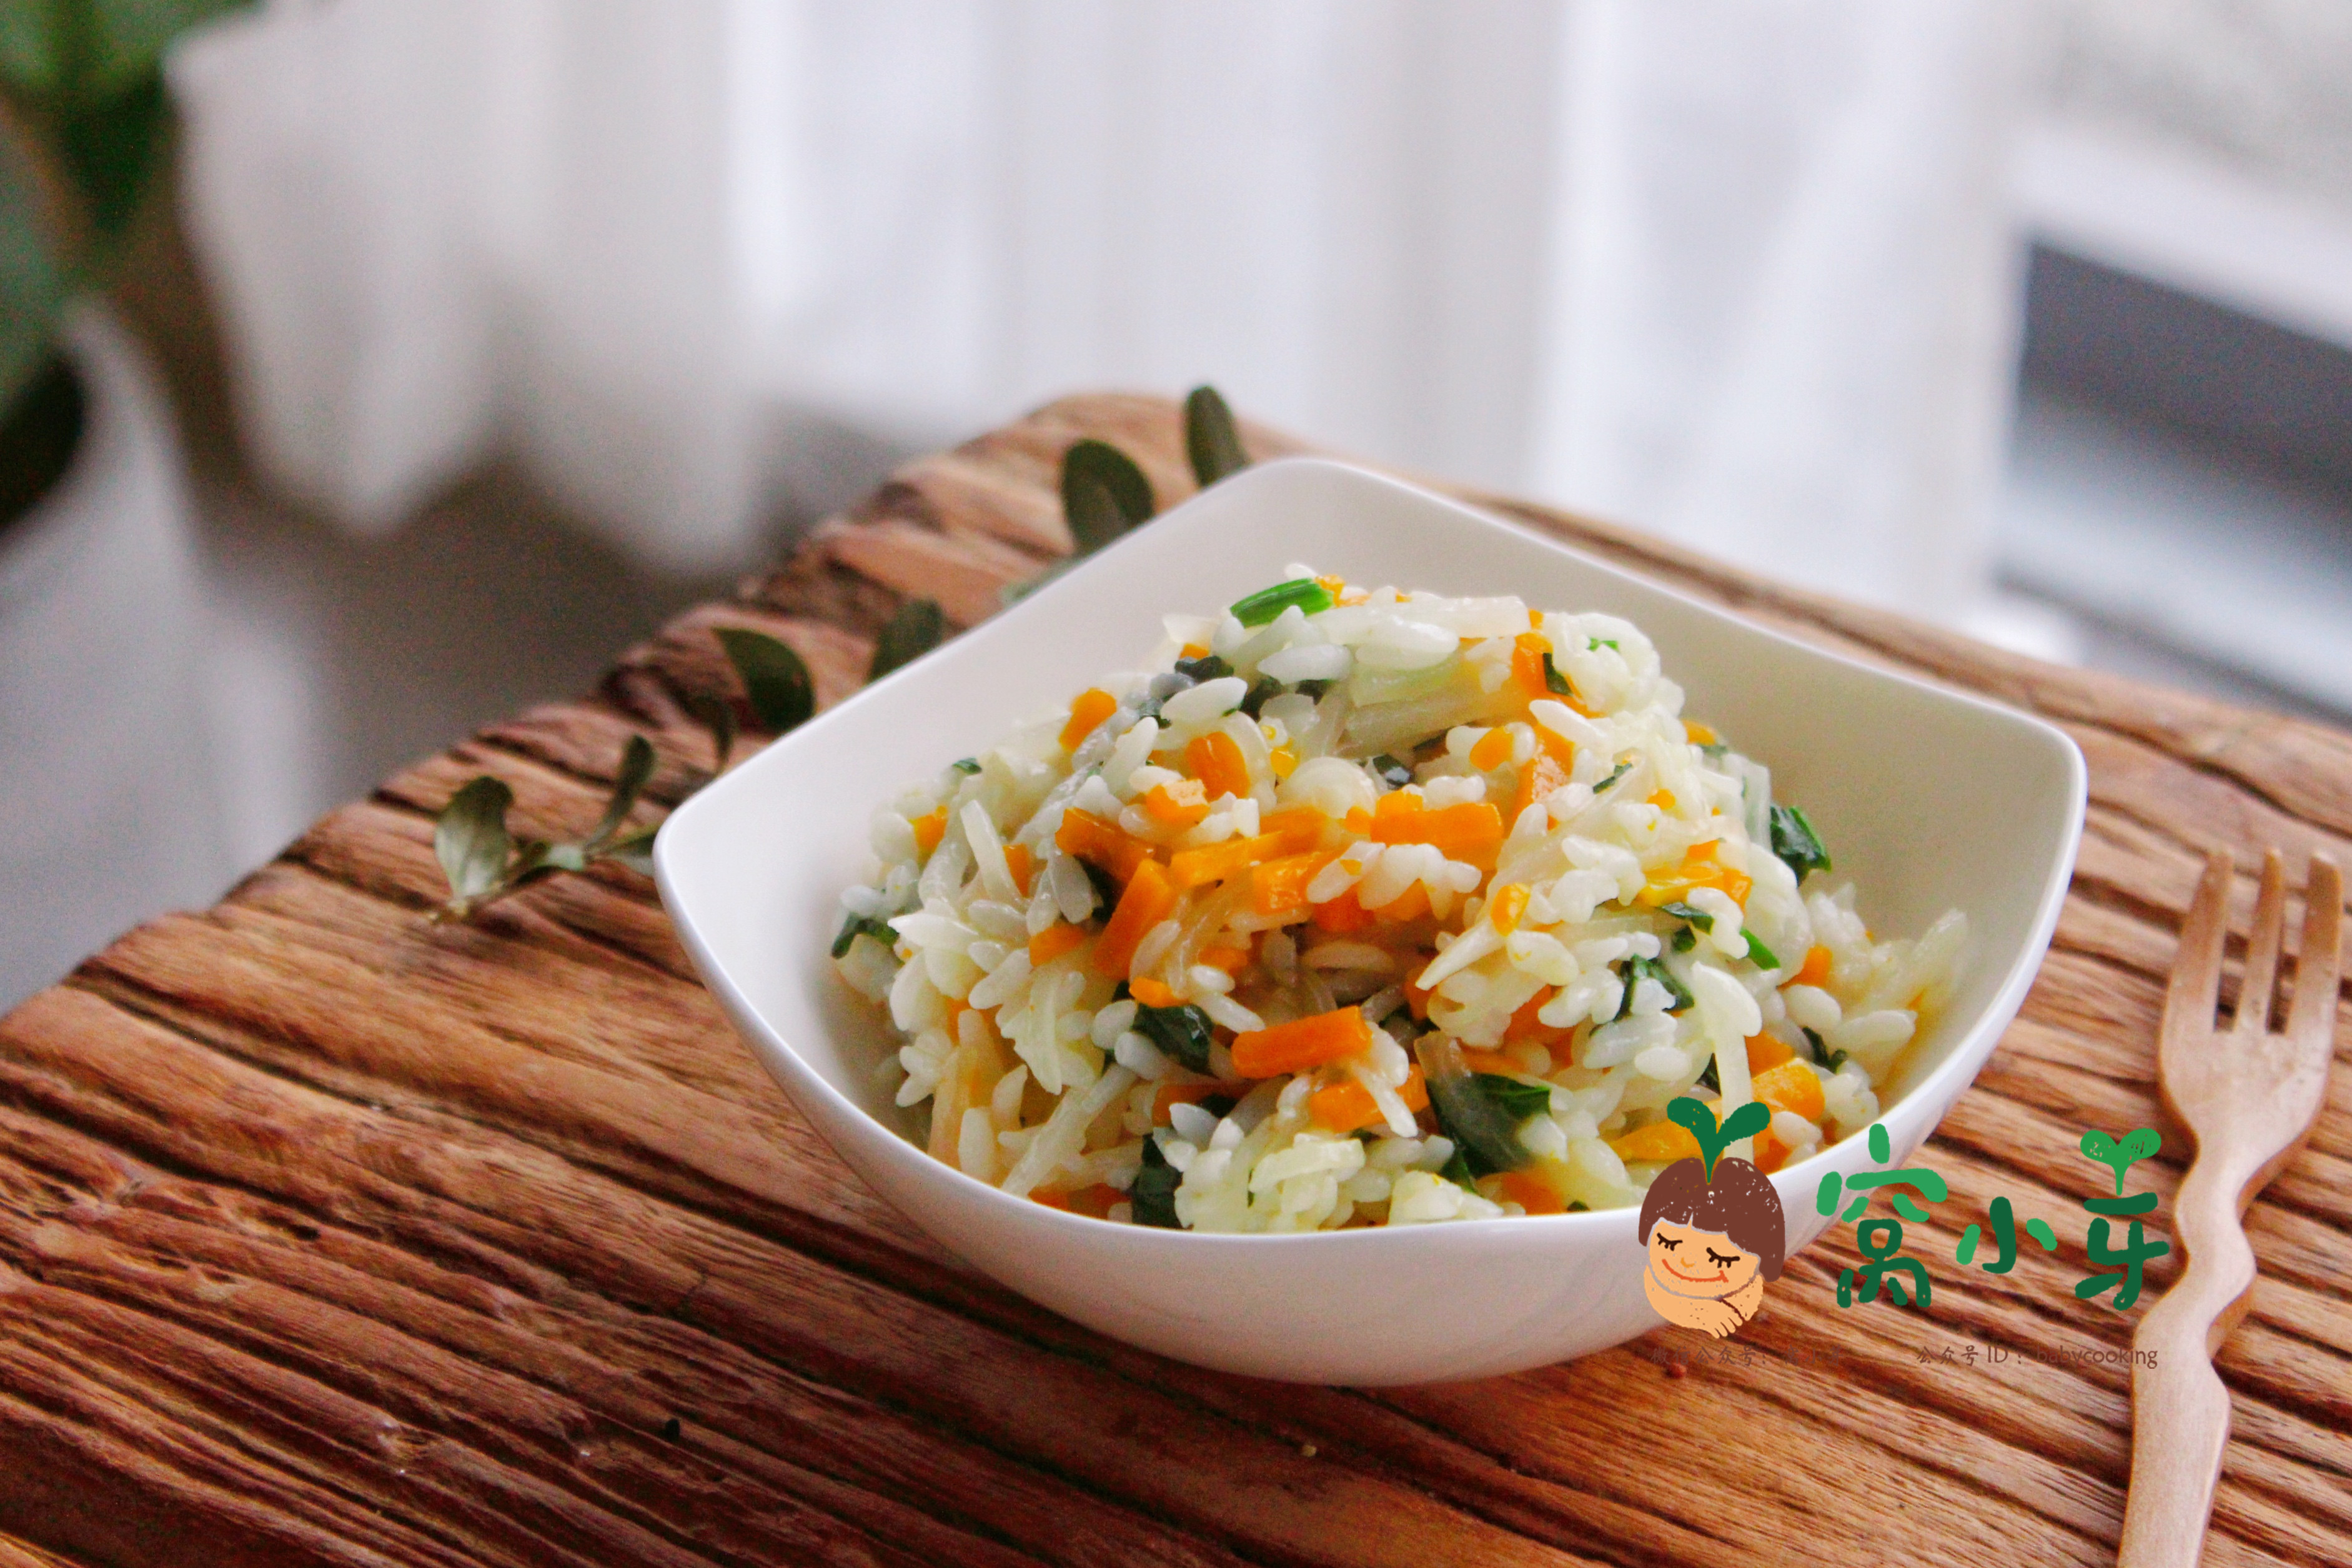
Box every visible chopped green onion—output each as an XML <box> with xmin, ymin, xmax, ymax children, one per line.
<box><xmin>1770</xmin><ymin>803</ymin><xmax>1832</xmax><ymax>881</ymax></box>
<box><xmin>1697</xmin><ymin>741</ymin><xmax>1730</xmax><ymax>763</ymax></box>
<box><xmin>1293</xmin><ymin>678</ymin><xmax>1333</xmax><ymax>700</ymax></box>
<box><xmin>830</xmin><ymin>913</ymin><xmax>896</xmax><ymax>959</ymax></box>
<box><xmin>1238</xmin><ymin>676</ymin><xmax>1282</xmax><ymax>718</ymax></box>
<box><xmin>1659</xmin><ymin>900</ymin><xmax>1713</xmax><ymax>932</ymax></box>
<box><xmin>1135</xmin><ymin>1003</ymin><xmax>1215</xmax><ymax>1073</ymax></box>
<box><xmin>1594</xmin><ymin>760</ymin><xmax>1633</xmax><ymax>793</ymax></box>
<box><xmin>1744</xmin><ymin>931</ymin><xmax>1782</xmax><ymax>971</ymax></box>
<box><xmin>1541</xmin><ymin>651</ymin><xmax>1572</xmax><ymax>695</ymax></box>
<box><xmin>951</xmin><ymin>757</ymin><xmax>981</xmax><ymax>775</ymax></box>
<box><xmin>1698</xmin><ymin>1053</ymin><xmax>1720</xmax><ymax>1093</ymax></box>
<box><xmin>1131</xmin><ymin>1136</ymin><xmax>1182</xmax><ymax>1227</ymax></box>
<box><xmin>1671</xmin><ymin>927</ymin><xmax>1695</xmax><ymax>953</ymax></box>
<box><xmin>1589</xmin><ymin>637</ymin><xmax>1619</xmax><ymax>652</ymax></box>
<box><xmin>1174</xmin><ymin>653</ymin><xmax>1231</xmax><ymax>683</ymax></box>
<box><xmin>1230</xmin><ymin>578</ymin><xmax>1333</xmax><ymax>627</ymax></box>
<box><xmin>1803</xmin><ymin>1027</ymin><xmax>1847</xmax><ymax>1073</ymax></box>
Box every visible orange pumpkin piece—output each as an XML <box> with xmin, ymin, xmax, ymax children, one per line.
<box><xmin>1745</xmin><ymin>1031</ymin><xmax>1797</xmax><ymax>1072</ymax></box>
<box><xmin>1001</xmin><ymin>841</ymin><xmax>1035</xmax><ymax>896</ymax></box>
<box><xmin>1129</xmin><ymin>976</ymin><xmax>1183</xmax><ymax>1009</ymax></box>
<box><xmin>1751</xmin><ymin>1058</ymin><xmax>1825</xmax><ymax>1124</ymax></box>
<box><xmin>1054</xmin><ymin>806</ymin><xmax>1154</xmax><ymax>883</ymax></box>
<box><xmin>1231</xmin><ymin>1006</ymin><xmax>1374</xmax><ymax>1078</ymax></box>
<box><xmin>1185</xmin><ymin>731</ymin><xmax>1251</xmax><ymax>801</ymax></box>
<box><xmin>911</xmin><ymin>808</ymin><xmax>948</xmax><ymax>856</ymax></box>
<box><xmin>1141</xmin><ymin>778</ymin><xmax>1211</xmax><ymax>828</ymax></box>
<box><xmin>1249</xmin><ymin>851</ymin><xmax>1336</xmax><ymax>918</ymax></box>
<box><xmin>1093</xmin><ymin>860</ymin><xmax>1178</xmax><ymax>977</ymax></box>
<box><xmin>1307</xmin><ymin>1065</ymin><xmax>1429</xmax><ymax>1133</ymax></box>
<box><xmin>1792</xmin><ymin>944</ymin><xmax>1833</xmax><ymax>988</ymax></box>
<box><xmin>1493</xmin><ymin>1169</ymin><xmax>1567</xmax><ymax>1216</ymax></box>
<box><xmin>1060</xmin><ymin>688</ymin><xmax>1119</xmax><ymax>751</ymax></box>
<box><xmin>1026</xmin><ymin>923</ymin><xmax>1088</xmax><ymax>966</ymax></box>
<box><xmin>1368</xmin><ymin>800</ymin><xmax>1505</xmax><ymax>871</ymax></box>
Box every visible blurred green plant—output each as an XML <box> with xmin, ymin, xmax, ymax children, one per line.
<box><xmin>430</xmin><ymin>380</ymin><xmax>1252</xmax><ymax>923</ymax></box>
<box><xmin>0</xmin><ymin>0</ymin><xmax>252</xmax><ymax>522</ymax></box>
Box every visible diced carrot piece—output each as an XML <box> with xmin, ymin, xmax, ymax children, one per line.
<box><xmin>1502</xmin><ymin>986</ymin><xmax>1569</xmax><ymax>1046</ymax></box>
<box><xmin>1068</xmin><ymin>1183</ymin><xmax>1126</xmax><ymax>1218</ymax></box>
<box><xmin>1269</xmin><ymin>745</ymin><xmax>1298</xmax><ymax>780</ymax></box>
<box><xmin>1312</xmin><ymin>891</ymin><xmax>1372</xmax><ymax>934</ymax></box>
<box><xmin>1316</xmin><ymin>574</ymin><xmax>1347</xmax><ymax>597</ymax></box>
<box><xmin>1469</xmin><ymin>726</ymin><xmax>1516</xmax><ymax>772</ymax></box>
<box><xmin>1647</xmin><ymin>789</ymin><xmax>1676</xmax><ymax>812</ymax></box>
<box><xmin>1093</xmin><ymin>860</ymin><xmax>1179</xmax><ymax>977</ymax></box>
<box><xmin>1344</xmin><ymin>806</ymin><xmax>1372</xmax><ymax>833</ymax></box>
<box><xmin>1753</xmin><ymin>1129</ymin><xmax>1788</xmax><ymax>1174</ymax></box>
<box><xmin>1027</xmin><ymin>923</ymin><xmax>1088</xmax><ymax>966</ymax></box>
<box><xmin>1129</xmin><ymin>976</ymin><xmax>1183</xmax><ymax>1009</ymax></box>
<box><xmin>1055</xmin><ymin>807</ymin><xmax>1154</xmax><ymax>883</ymax></box>
<box><xmin>1752</xmin><ymin>1058</ymin><xmax>1825</xmax><ymax>1124</ymax></box>
<box><xmin>1371</xmin><ymin>882</ymin><xmax>1431</xmax><ymax>923</ymax></box>
<box><xmin>1402</xmin><ymin>973</ymin><xmax>1432</xmax><ymax>1021</ymax></box>
<box><xmin>1309</xmin><ymin>1066</ymin><xmax>1429</xmax><ymax>1133</ymax></box>
<box><xmin>1199</xmin><ymin>941</ymin><xmax>1252</xmax><ymax>973</ymax></box>
<box><xmin>1257</xmin><ymin>808</ymin><xmax>1330</xmax><ymax>853</ymax></box>
<box><xmin>1457</xmin><ymin>1047</ymin><xmax>1519</xmax><ymax>1075</ymax></box>
<box><xmin>1167</xmin><ymin>836</ymin><xmax>1258</xmax><ymax>891</ymax></box>
<box><xmin>1249</xmin><ymin>851</ymin><xmax>1336</xmax><ymax>917</ymax></box>
<box><xmin>1061</xmin><ymin>687</ymin><xmax>1119</xmax><ymax>751</ymax></box>
<box><xmin>1494</xmin><ymin>1169</ymin><xmax>1566</xmax><ymax>1216</ymax></box>
<box><xmin>1509</xmin><ymin>748</ymin><xmax>1571</xmax><ymax>825</ymax></box>
<box><xmin>1029</xmin><ymin>1188</ymin><xmax>1072</xmax><ymax>1211</ymax></box>
<box><xmin>1179</xmin><ymin>643</ymin><xmax>1209</xmax><ymax>660</ymax></box>
<box><xmin>1636</xmin><ymin>840</ymin><xmax>1750</xmax><ymax>910</ymax></box>
<box><xmin>1002</xmin><ymin>841</ymin><xmax>1035</xmax><ymax>896</ymax></box>
<box><xmin>1309</xmin><ymin>1079</ymin><xmax>1379</xmax><ymax>1133</ymax></box>
<box><xmin>1610</xmin><ymin>1121</ymin><xmax>1702</xmax><ymax>1164</ymax></box>
<box><xmin>1374</xmin><ymin>788</ymin><xmax>1419</xmax><ymax>821</ymax></box>
<box><xmin>1746</xmin><ymin>1031</ymin><xmax>1797</xmax><ymax>1072</ymax></box>
<box><xmin>1142</xmin><ymin>778</ymin><xmax>1211</xmax><ymax>828</ymax></box>
<box><xmin>911</xmin><ymin>808</ymin><xmax>948</xmax><ymax>856</ymax></box>
<box><xmin>1369</xmin><ymin>801</ymin><xmax>1505</xmax><ymax>871</ymax></box>
<box><xmin>1794</xmin><ymin>945</ymin><xmax>1833</xmax><ymax>988</ymax></box>
<box><xmin>1488</xmin><ymin>883</ymin><xmax>1529</xmax><ymax>935</ymax></box>
<box><xmin>1231</xmin><ymin>1006</ymin><xmax>1374</xmax><ymax>1078</ymax></box>
<box><xmin>1510</xmin><ymin>632</ymin><xmax>1552</xmax><ymax>702</ymax></box>
<box><xmin>1153</xmin><ymin>1080</ymin><xmax>1249</xmax><ymax>1124</ymax></box>
<box><xmin>1684</xmin><ymin>720</ymin><xmax>1717</xmax><ymax>745</ymax></box>
<box><xmin>1185</xmin><ymin>731</ymin><xmax>1251</xmax><ymax>801</ymax></box>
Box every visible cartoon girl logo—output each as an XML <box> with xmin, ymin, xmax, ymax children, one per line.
<box><xmin>1637</xmin><ymin>1098</ymin><xmax>1787</xmax><ymax>1339</ymax></box>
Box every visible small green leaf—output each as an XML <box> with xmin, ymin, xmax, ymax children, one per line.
<box><xmin>0</xmin><ymin>128</ymin><xmax>64</xmax><ymax>419</ymax></box>
<box><xmin>1134</xmin><ymin>1003</ymin><xmax>1215</xmax><ymax>1074</ymax></box>
<box><xmin>1183</xmin><ymin>384</ymin><xmax>1249</xmax><ymax>487</ymax></box>
<box><xmin>1742</xmin><ymin>931</ymin><xmax>1782</xmax><ymax>971</ymax></box>
<box><xmin>605</xmin><ymin>826</ymin><xmax>660</xmax><ymax>878</ymax></box>
<box><xmin>435</xmin><ymin>777</ymin><xmax>514</xmax><ymax>903</ymax></box>
<box><xmin>1620</xmin><ymin>953</ymin><xmax>1693</xmax><ymax>1014</ymax></box>
<box><xmin>583</xmin><ymin>734</ymin><xmax>656</xmax><ymax>850</ymax></box>
<box><xmin>685</xmin><ymin>692</ymin><xmax>737</xmax><ymax>773</ymax></box>
<box><xmin>1473</xmin><ymin>1074</ymin><xmax>1552</xmax><ymax>1122</ymax></box>
<box><xmin>1060</xmin><ymin>437</ymin><xmax>1155</xmax><ymax>553</ymax></box>
<box><xmin>1541</xmin><ymin>652</ymin><xmax>1572</xmax><ymax>695</ymax></box>
<box><xmin>715</xmin><ymin>627</ymin><xmax>814</xmax><ymax>734</ymax></box>
<box><xmin>868</xmin><ymin>597</ymin><xmax>946</xmax><ymax>680</ymax></box>
<box><xmin>54</xmin><ymin>75</ymin><xmax>169</xmax><ymax>241</ymax></box>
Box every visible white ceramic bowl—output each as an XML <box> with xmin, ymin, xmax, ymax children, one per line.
<box><xmin>657</xmin><ymin>458</ymin><xmax>2085</xmax><ymax>1385</ymax></box>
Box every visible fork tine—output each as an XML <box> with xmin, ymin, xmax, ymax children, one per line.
<box><xmin>2167</xmin><ymin>850</ymin><xmax>2233</xmax><ymax>1051</ymax></box>
<box><xmin>2286</xmin><ymin>853</ymin><xmax>2343</xmax><ymax>1046</ymax></box>
<box><xmin>2239</xmin><ymin>850</ymin><xmax>2288</xmax><ymax>1032</ymax></box>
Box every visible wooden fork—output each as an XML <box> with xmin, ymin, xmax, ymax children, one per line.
<box><xmin>2120</xmin><ymin>848</ymin><xmax>2341</xmax><ymax>1568</ymax></box>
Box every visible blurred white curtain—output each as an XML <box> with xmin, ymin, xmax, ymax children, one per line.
<box><xmin>172</xmin><ymin>0</ymin><xmax>2022</xmax><ymax>613</ymax></box>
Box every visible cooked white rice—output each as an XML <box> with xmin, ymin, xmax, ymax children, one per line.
<box><xmin>830</xmin><ymin>569</ymin><xmax>1966</xmax><ymax>1231</ymax></box>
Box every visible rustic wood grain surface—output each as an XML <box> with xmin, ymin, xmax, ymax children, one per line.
<box><xmin>1</xmin><ymin>394</ymin><xmax>2346</xmax><ymax>1567</ymax></box>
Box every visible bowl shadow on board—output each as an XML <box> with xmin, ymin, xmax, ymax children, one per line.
<box><xmin>656</xmin><ymin>456</ymin><xmax>2088</xmax><ymax>1384</ymax></box>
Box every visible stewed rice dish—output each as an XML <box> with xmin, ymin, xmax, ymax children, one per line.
<box><xmin>831</xmin><ymin>571</ymin><xmax>1965</xmax><ymax>1231</ymax></box>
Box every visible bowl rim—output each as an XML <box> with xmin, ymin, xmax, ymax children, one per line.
<box><xmin>655</xmin><ymin>455</ymin><xmax>2088</xmax><ymax>1247</ymax></box>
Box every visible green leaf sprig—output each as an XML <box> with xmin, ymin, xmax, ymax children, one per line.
<box><xmin>435</xmin><ymin>380</ymin><xmax>1245</xmax><ymax>920</ymax></box>
<box><xmin>430</xmin><ymin>597</ymin><xmax>945</xmax><ymax>922</ymax></box>
<box><xmin>1666</xmin><ymin>1095</ymin><xmax>1772</xmax><ymax>1183</ymax></box>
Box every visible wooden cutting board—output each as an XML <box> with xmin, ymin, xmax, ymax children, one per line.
<box><xmin>0</xmin><ymin>395</ymin><xmax>2344</xmax><ymax>1568</ymax></box>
